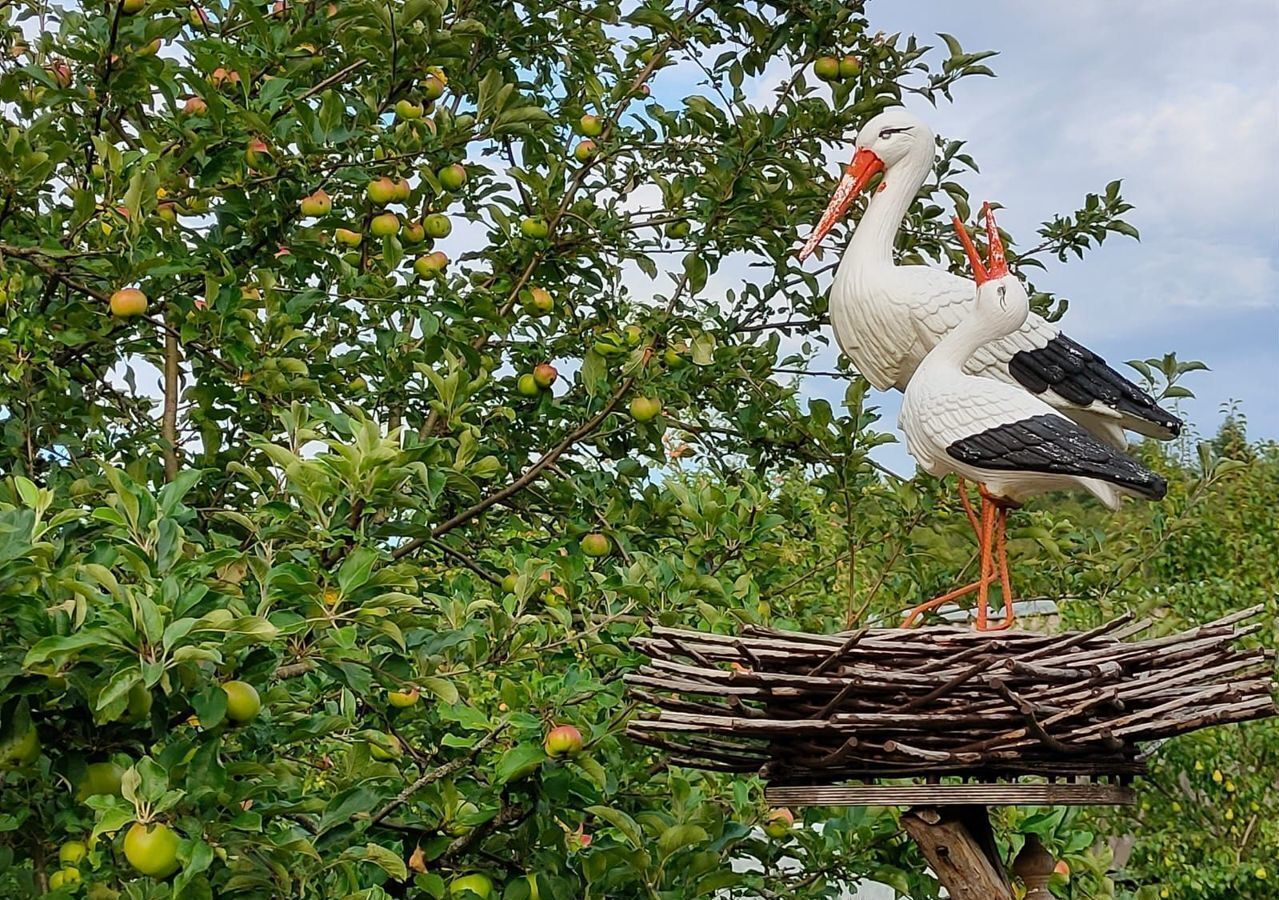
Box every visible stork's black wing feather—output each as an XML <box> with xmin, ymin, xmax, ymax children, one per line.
<box><xmin>1008</xmin><ymin>334</ymin><xmax>1182</xmax><ymax>439</ymax></box>
<box><xmin>946</xmin><ymin>414</ymin><xmax>1167</xmax><ymax>500</ymax></box>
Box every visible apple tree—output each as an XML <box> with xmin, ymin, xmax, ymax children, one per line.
<box><xmin>0</xmin><ymin>0</ymin><xmax>1246</xmax><ymax>897</ymax></box>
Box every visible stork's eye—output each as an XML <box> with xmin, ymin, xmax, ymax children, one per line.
<box><xmin>878</xmin><ymin>127</ymin><xmax>911</xmax><ymax>140</ymax></box>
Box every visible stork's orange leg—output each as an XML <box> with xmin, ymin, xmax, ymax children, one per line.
<box><xmin>974</xmin><ymin>495</ymin><xmax>997</xmax><ymax>630</ymax></box>
<box><xmin>978</xmin><ymin>506</ymin><xmax>1017</xmax><ymax>631</ymax></box>
<box><xmin>902</xmin><ymin>489</ymin><xmax>994</xmax><ymax>627</ymax></box>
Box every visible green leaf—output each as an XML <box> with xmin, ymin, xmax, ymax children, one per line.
<box><xmin>420</xmin><ymin>675</ymin><xmax>459</xmax><ymax>705</ymax></box>
<box><xmin>586</xmin><ymin>805</ymin><xmax>643</xmax><ymax>849</ymax></box>
<box><xmin>338</xmin><ymin>547</ymin><xmax>379</xmax><ymax>596</ymax></box>
<box><xmin>342</xmin><ymin>843</ymin><xmax>408</xmax><ymax>880</ymax></box>
<box><xmin>495</xmin><ymin>742</ymin><xmax>545</xmax><ymax>784</ymax></box>
<box><xmin>657</xmin><ymin>823</ymin><xmax>708</xmax><ymax>859</ymax></box>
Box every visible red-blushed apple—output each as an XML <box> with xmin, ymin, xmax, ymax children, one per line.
<box><xmin>109</xmin><ymin>288</ymin><xmax>147</xmax><ymax>318</ymax></box>
<box><xmin>299</xmin><ymin>189</ymin><xmax>331</xmax><ymax>217</ymax></box>
<box><xmin>578</xmin><ymin>113</ymin><xmax>604</xmax><ymax>136</ymax></box>
<box><xmin>245</xmin><ymin>138</ymin><xmax>270</xmax><ymax>169</ymax></box>
<box><xmin>763</xmin><ymin>807</ymin><xmax>794</xmax><ymax>838</ymax></box>
<box><xmin>413</xmin><ymin>251</ymin><xmax>448</xmax><ymax>277</ymax></box>
<box><xmin>814</xmin><ymin>56</ymin><xmax>839</xmax><ymax>81</ymax></box>
<box><xmin>401</xmin><ymin>221</ymin><xmax>427</xmax><ymax>245</ymax></box>
<box><xmin>838</xmin><ymin>56</ymin><xmax>861</xmax><ymax>78</ymax></box>
<box><xmin>366</xmin><ymin>177</ymin><xmax>398</xmax><ymax>205</ymax></box>
<box><xmin>391</xmin><ymin>177</ymin><xmax>412</xmax><ymax>201</ymax></box>
<box><xmin>182</xmin><ymin>96</ymin><xmax>207</xmax><ymax>115</ymax></box>
<box><xmin>573</xmin><ymin>139</ymin><xmax>598</xmax><ymax>163</ymax></box>
<box><xmin>544</xmin><ymin>723</ymin><xmax>584</xmax><ymax>756</ymax></box>
<box><xmin>388</xmin><ymin>688</ymin><xmax>420</xmax><ymax>708</ymax></box>
<box><xmin>579</xmin><ymin>533</ymin><xmax>610</xmax><ymax>558</ymax></box>
<box><xmin>533</xmin><ymin>363</ymin><xmax>557</xmax><ymax>389</ymax></box>
<box><xmin>210</xmin><ymin>67</ymin><xmax>240</xmax><ymax>88</ymax></box>
<box><xmin>525</xmin><ymin>286</ymin><xmax>553</xmax><ymax>315</ymax></box>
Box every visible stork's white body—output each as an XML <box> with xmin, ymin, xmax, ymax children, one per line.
<box><xmin>821</xmin><ymin>110</ymin><xmax>1178</xmax><ymax>448</ymax></box>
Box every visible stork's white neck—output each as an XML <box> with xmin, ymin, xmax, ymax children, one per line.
<box><xmin>839</xmin><ymin>148</ymin><xmax>935</xmax><ymax>272</ymax></box>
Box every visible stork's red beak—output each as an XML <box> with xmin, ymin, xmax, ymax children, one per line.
<box><xmin>797</xmin><ymin>147</ymin><xmax>885</xmax><ymax>261</ymax></box>
<box><xmin>952</xmin><ymin>203</ymin><xmax>1010</xmax><ymax>286</ymax></box>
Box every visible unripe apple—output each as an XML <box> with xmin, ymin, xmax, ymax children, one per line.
<box><xmin>573</xmin><ymin>139</ymin><xmax>598</xmax><ymax>163</ymax></box>
<box><xmin>520</xmin><ymin>217</ymin><xmax>550</xmax><ymax>239</ymax></box>
<box><xmin>366</xmin><ymin>177</ymin><xmax>398</xmax><ymax>205</ymax></box>
<box><xmin>189</xmin><ymin>5</ymin><xmax>210</xmax><ymax>27</ymax></box>
<box><xmin>156</xmin><ymin>201</ymin><xmax>178</xmax><ymax>224</ymax></box>
<box><xmin>665</xmin><ymin>220</ymin><xmax>690</xmax><ymax>238</ymax></box>
<box><xmin>623</xmin><ymin>324</ymin><xmax>644</xmax><ymax>347</ymax></box>
<box><xmin>334</xmin><ymin>228</ymin><xmax>363</xmax><ymax>247</ymax></box>
<box><xmin>422</xmin><ymin>73</ymin><xmax>446</xmax><ymax>101</ymax></box>
<box><xmin>370</xmin><ymin>212</ymin><xmax>400</xmax><ymax>238</ymax></box>
<box><xmin>299</xmin><ymin>189</ymin><xmax>331</xmax><ymax>218</ymax></box>
<box><xmin>222</xmin><ymin>680</ymin><xmax>261</xmax><ymax>723</ymax></box>
<box><xmin>59</xmin><ymin>841</ymin><xmax>87</xmax><ymax>866</ymax></box>
<box><xmin>121</xmin><ymin>0</ymin><xmax>146</xmax><ymax>14</ymax></box>
<box><xmin>413</xmin><ymin>251</ymin><xmax>448</xmax><ymax>277</ymax></box>
<box><xmin>401</xmin><ymin>222</ymin><xmax>426</xmax><ymax>245</ymax></box>
<box><xmin>48</xmin><ymin>869</ymin><xmax>81</xmax><ymax>890</ymax></box>
<box><xmin>578</xmin><ymin>113</ymin><xmax>604</xmax><ymax>136</ymax></box>
<box><xmin>449</xmin><ymin>873</ymin><xmax>493</xmax><ymax>898</ymax></box>
<box><xmin>544</xmin><ymin>723</ymin><xmax>584</xmax><ymax>756</ymax></box>
<box><xmin>663</xmin><ymin>346</ymin><xmax>686</xmax><ymax>368</ymax></box>
<box><xmin>182</xmin><ymin>95</ymin><xmax>207</xmax><ymax>115</ymax></box>
<box><xmin>245</xmin><ymin>138</ymin><xmax>270</xmax><ymax>169</ymax></box>
<box><xmin>438</xmin><ymin>163</ymin><xmax>467</xmax><ymax>191</ymax></box>
<box><xmin>813</xmin><ymin>56</ymin><xmax>839</xmax><ymax>81</ymax></box>
<box><xmin>579</xmin><ymin>533</ymin><xmax>610</xmax><ymax>558</ymax></box>
<box><xmin>109</xmin><ymin>288</ymin><xmax>147</xmax><ymax>318</ymax></box>
<box><xmin>532</xmin><ymin>363</ymin><xmax>557</xmax><ymax>389</ymax></box>
<box><xmin>516</xmin><ymin>374</ymin><xmax>540</xmax><ymax>397</ymax></box>
<box><xmin>391</xmin><ymin>177</ymin><xmax>412</xmax><ymax>201</ymax></box>
<box><xmin>838</xmin><ymin>55</ymin><xmax>861</xmax><ymax>78</ymax></box>
<box><xmin>395</xmin><ymin>99</ymin><xmax>423</xmax><ymax>120</ymax></box>
<box><xmin>423</xmin><ymin>213</ymin><xmax>452</xmax><ymax>238</ymax></box>
<box><xmin>525</xmin><ymin>286</ymin><xmax>554</xmax><ymax>316</ymax></box>
<box><xmin>629</xmin><ymin>396</ymin><xmax>661</xmax><ymax>422</ymax></box>
<box><xmin>124</xmin><ymin>822</ymin><xmax>181</xmax><ymax>877</ymax></box>
<box><xmin>388</xmin><ymin>688</ymin><xmax>419</xmax><ymax>708</ymax></box>
<box><xmin>763</xmin><ymin>807</ymin><xmax>794</xmax><ymax>838</ymax></box>
<box><xmin>501</xmin><ymin>574</ymin><xmax>518</xmax><ymax>593</ymax></box>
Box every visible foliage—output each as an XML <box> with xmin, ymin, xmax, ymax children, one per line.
<box><xmin>0</xmin><ymin>0</ymin><xmax>1270</xmax><ymax>897</ymax></box>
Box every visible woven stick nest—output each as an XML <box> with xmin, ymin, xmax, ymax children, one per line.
<box><xmin>625</xmin><ymin>606</ymin><xmax>1277</xmax><ymax>782</ymax></box>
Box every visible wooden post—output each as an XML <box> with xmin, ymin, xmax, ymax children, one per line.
<box><xmin>1013</xmin><ymin>833</ymin><xmax>1057</xmax><ymax>899</ymax></box>
<box><xmin>901</xmin><ymin>806</ymin><xmax>1011</xmax><ymax>900</ymax></box>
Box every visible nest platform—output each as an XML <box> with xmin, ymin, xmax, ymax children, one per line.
<box><xmin>626</xmin><ymin>606</ymin><xmax>1276</xmax><ymax>806</ymax></box>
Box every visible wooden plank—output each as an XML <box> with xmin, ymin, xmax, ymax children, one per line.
<box><xmin>765</xmin><ymin>782</ymin><xmax>1136</xmax><ymax>807</ymax></box>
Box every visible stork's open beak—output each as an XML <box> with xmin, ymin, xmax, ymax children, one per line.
<box><xmin>797</xmin><ymin>147</ymin><xmax>885</xmax><ymax>261</ymax></box>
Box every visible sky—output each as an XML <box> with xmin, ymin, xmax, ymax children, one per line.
<box><xmin>777</xmin><ymin>0</ymin><xmax>1278</xmax><ymax>473</ymax></box>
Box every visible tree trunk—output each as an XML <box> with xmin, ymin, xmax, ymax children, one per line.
<box><xmin>901</xmin><ymin>805</ymin><xmax>1012</xmax><ymax>900</ymax></box>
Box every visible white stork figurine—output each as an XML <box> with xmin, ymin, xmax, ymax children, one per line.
<box><xmin>798</xmin><ymin>108</ymin><xmax>1181</xmax><ymax>449</ymax></box>
<box><xmin>899</xmin><ymin>205</ymin><xmax>1167</xmax><ymax>630</ymax></box>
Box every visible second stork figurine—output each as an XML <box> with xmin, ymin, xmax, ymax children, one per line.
<box><xmin>898</xmin><ymin>206</ymin><xmax>1167</xmax><ymax>631</ymax></box>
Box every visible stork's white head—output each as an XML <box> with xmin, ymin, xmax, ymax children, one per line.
<box><xmin>954</xmin><ymin>204</ymin><xmax>1029</xmax><ymax>336</ymax></box>
<box><xmin>798</xmin><ymin>108</ymin><xmax>935</xmax><ymax>260</ymax></box>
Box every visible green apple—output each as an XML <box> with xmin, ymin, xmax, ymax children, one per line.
<box><xmin>401</xmin><ymin>221</ymin><xmax>427</xmax><ymax>245</ymax></box>
<box><xmin>517</xmin><ymin>374</ymin><xmax>540</xmax><ymax>397</ymax></box>
<box><xmin>525</xmin><ymin>287</ymin><xmax>553</xmax><ymax>315</ymax></box>
<box><xmin>123</xmin><ymin>822</ymin><xmax>180</xmax><ymax>877</ymax></box>
<box><xmin>395</xmin><ymin>99</ymin><xmax>424</xmax><ymax>120</ymax></box>
<box><xmin>423</xmin><ymin>213</ymin><xmax>452</xmax><ymax>238</ymax></box>
<box><xmin>438</xmin><ymin>163</ymin><xmax>467</xmax><ymax>191</ymax></box>
<box><xmin>422</xmin><ymin>73</ymin><xmax>446</xmax><ymax>101</ymax></box>
<box><xmin>76</xmin><ymin>762</ymin><xmax>124</xmax><ymax>801</ymax></box>
<box><xmin>334</xmin><ymin>228</ymin><xmax>363</xmax><ymax>247</ymax></box>
<box><xmin>578</xmin><ymin>114</ymin><xmax>604</xmax><ymax>137</ymax></box>
<box><xmin>813</xmin><ymin>56</ymin><xmax>839</xmax><ymax>81</ymax></box>
<box><xmin>449</xmin><ymin>873</ymin><xmax>493</xmax><ymax>898</ymax></box>
<box><xmin>59</xmin><ymin>841</ymin><xmax>87</xmax><ymax>866</ymax></box>
<box><xmin>519</xmin><ymin>217</ymin><xmax>550</xmax><ymax>239</ymax></box>
<box><xmin>573</xmin><ymin>139</ymin><xmax>598</xmax><ymax>163</ymax></box>
<box><xmin>629</xmin><ymin>396</ymin><xmax>661</xmax><ymax>422</ymax></box>
<box><xmin>370</xmin><ymin>213</ymin><xmax>400</xmax><ymax>238</ymax></box>
<box><xmin>222</xmin><ymin>680</ymin><xmax>261</xmax><ymax>723</ymax></box>
<box><xmin>838</xmin><ymin>55</ymin><xmax>861</xmax><ymax>78</ymax></box>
